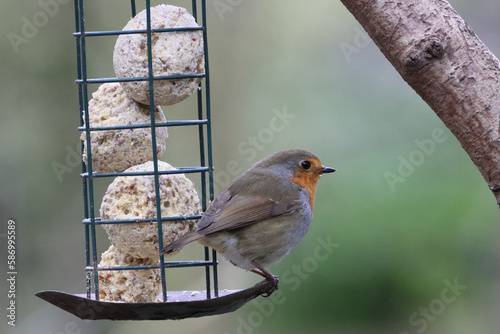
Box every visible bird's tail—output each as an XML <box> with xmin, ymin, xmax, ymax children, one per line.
<box><xmin>161</xmin><ymin>232</ymin><xmax>202</xmax><ymax>255</ymax></box>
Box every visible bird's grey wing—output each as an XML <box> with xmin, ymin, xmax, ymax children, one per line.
<box><xmin>196</xmin><ymin>191</ymin><xmax>299</xmax><ymax>236</ymax></box>
<box><xmin>196</xmin><ymin>190</ymin><xmax>232</xmax><ymax>230</ymax></box>
<box><xmin>161</xmin><ymin>191</ymin><xmax>298</xmax><ymax>254</ymax></box>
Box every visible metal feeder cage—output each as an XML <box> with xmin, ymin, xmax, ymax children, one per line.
<box><xmin>36</xmin><ymin>0</ymin><xmax>275</xmax><ymax>321</ymax></box>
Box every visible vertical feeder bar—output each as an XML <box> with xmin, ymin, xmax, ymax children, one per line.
<box><xmin>201</xmin><ymin>0</ymin><xmax>219</xmax><ymax>298</ymax></box>
<box><xmin>192</xmin><ymin>0</ymin><xmax>211</xmax><ymax>301</ymax></box>
<box><xmin>143</xmin><ymin>0</ymin><xmax>169</xmax><ymax>302</ymax></box>
<box><xmin>73</xmin><ymin>0</ymin><xmax>92</xmax><ymax>299</ymax></box>
<box><xmin>130</xmin><ymin>0</ymin><xmax>136</xmax><ymax>17</ymax></box>
<box><xmin>75</xmin><ymin>0</ymin><xmax>100</xmax><ymax>301</ymax></box>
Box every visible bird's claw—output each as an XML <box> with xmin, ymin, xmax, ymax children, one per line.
<box><xmin>262</xmin><ymin>275</ymin><xmax>279</xmax><ymax>297</ymax></box>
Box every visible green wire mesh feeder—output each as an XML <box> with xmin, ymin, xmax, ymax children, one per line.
<box><xmin>36</xmin><ymin>0</ymin><xmax>275</xmax><ymax>320</ymax></box>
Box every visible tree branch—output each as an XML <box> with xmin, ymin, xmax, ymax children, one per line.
<box><xmin>340</xmin><ymin>0</ymin><xmax>500</xmax><ymax>206</ymax></box>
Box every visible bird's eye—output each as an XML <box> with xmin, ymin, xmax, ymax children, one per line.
<box><xmin>300</xmin><ymin>160</ymin><xmax>311</xmax><ymax>170</ymax></box>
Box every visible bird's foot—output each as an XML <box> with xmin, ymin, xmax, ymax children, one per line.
<box><xmin>251</xmin><ymin>261</ymin><xmax>279</xmax><ymax>297</ymax></box>
<box><xmin>262</xmin><ymin>274</ymin><xmax>279</xmax><ymax>297</ymax></box>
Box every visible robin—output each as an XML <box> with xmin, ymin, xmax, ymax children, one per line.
<box><xmin>162</xmin><ymin>148</ymin><xmax>335</xmax><ymax>290</ymax></box>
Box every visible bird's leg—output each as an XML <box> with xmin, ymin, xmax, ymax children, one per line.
<box><xmin>251</xmin><ymin>260</ymin><xmax>279</xmax><ymax>297</ymax></box>
<box><xmin>250</xmin><ymin>261</ymin><xmax>276</xmax><ymax>280</ymax></box>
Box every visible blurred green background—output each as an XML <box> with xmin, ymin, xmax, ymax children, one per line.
<box><xmin>1</xmin><ymin>1</ymin><xmax>499</xmax><ymax>333</ymax></box>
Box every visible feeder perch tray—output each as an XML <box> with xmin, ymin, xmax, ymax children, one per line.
<box><xmin>36</xmin><ymin>278</ymin><xmax>277</xmax><ymax>320</ymax></box>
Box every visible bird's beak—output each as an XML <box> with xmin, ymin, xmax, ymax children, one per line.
<box><xmin>319</xmin><ymin>166</ymin><xmax>336</xmax><ymax>174</ymax></box>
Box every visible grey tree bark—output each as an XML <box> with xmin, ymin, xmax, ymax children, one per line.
<box><xmin>340</xmin><ymin>0</ymin><xmax>500</xmax><ymax>206</ymax></box>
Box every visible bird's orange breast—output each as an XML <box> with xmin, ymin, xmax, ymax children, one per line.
<box><xmin>290</xmin><ymin>169</ymin><xmax>320</xmax><ymax>211</ymax></box>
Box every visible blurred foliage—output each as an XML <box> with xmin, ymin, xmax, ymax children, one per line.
<box><xmin>0</xmin><ymin>1</ymin><xmax>499</xmax><ymax>334</ymax></box>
